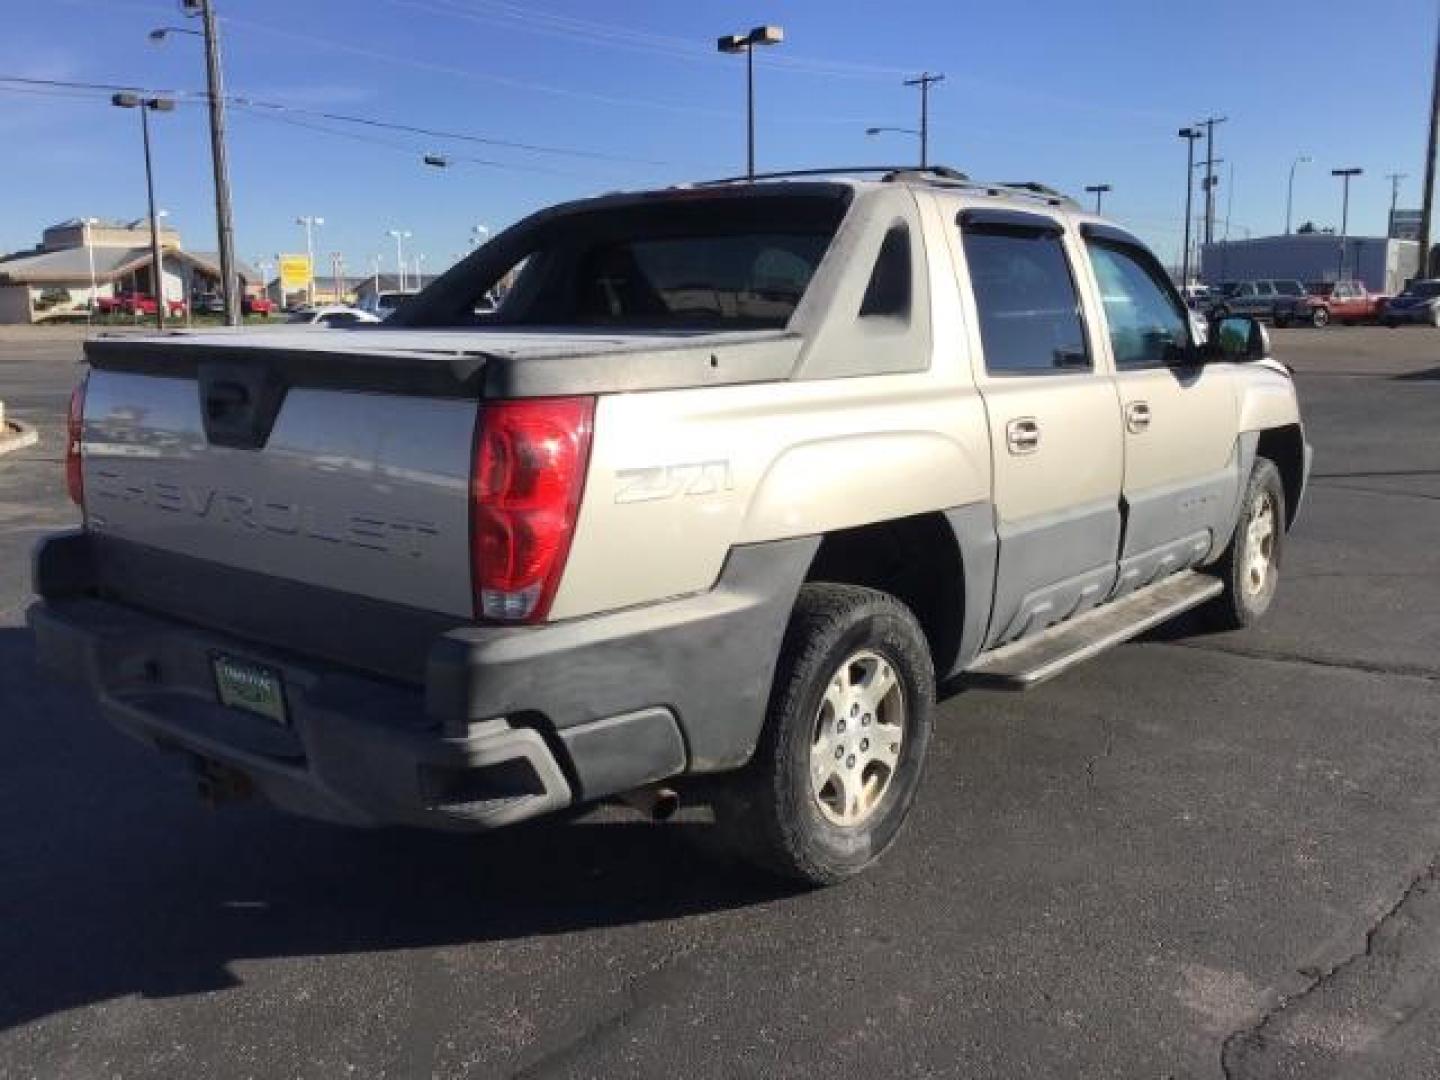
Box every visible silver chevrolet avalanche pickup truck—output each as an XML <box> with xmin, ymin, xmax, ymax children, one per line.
<box><xmin>32</xmin><ymin>168</ymin><xmax>1311</xmax><ymax>885</ymax></box>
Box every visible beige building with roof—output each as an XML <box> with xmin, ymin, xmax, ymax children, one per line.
<box><xmin>0</xmin><ymin>219</ymin><xmax>260</xmax><ymax>323</ymax></box>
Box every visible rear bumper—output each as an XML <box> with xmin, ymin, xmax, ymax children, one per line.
<box><xmin>29</xmin><ymin>531</ymin><xmax>814</xmax><ymax>831</ymax></box>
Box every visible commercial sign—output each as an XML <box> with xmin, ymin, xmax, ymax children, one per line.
<box><xmin>278</xmin><ymin>254</ymin><xmax>312</xmax><ymax>290</ymax></box>
<box><xmin>1390</xmin><ymin>209</ymin><xmax>1422</xmax><ymax>241</ymax></box>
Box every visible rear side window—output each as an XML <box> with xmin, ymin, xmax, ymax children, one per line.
<box><xmin>859</xmin><ymin>223</ymin><xmax>911</xmax><ymax>320</ymax></box>
<box><xmin>962</xmin><ymin>228</ymin><xmax>1089</xmax><ymax>373</ymax></box>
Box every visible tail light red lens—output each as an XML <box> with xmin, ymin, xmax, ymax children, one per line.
<box><xmin>471</xmin><ymin>396</ymin><xmax>594</xmax><ymax>622</ymax></box>
<box><xmin>65</xmin><ymin>375</ymin><xmax>87</xmax><ymax>507</ymax></box>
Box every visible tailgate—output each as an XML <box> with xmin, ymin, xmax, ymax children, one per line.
<box><xmin>81</xmin><ymin>337</ymin><xmax>480</xmax><ymax>620</ymax></box>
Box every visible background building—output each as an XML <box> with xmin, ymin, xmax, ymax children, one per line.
<box><xmin>1199</xmin><ymin>233</ymin><xmax>1421</xmax><ymax>294</ymax></box>
<box><xmin>0</xmin><ymin>219</ymin><xmax>261</xmax><ymax>323</ymax></box>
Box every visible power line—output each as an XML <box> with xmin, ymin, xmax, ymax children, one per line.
<box><xmin>231</xmin><ymin>106</ymin><xmax>587</xmax><ymax>177</ymax></box>
<box><xmin>0</xmin><ymin>74</ymin><xmax>658</xmax><ymax>164</ymax></box>
<box><xmin>384</xmin><ymin>0</ymin><xmax>917</xmax><ymax>79</ymax></box>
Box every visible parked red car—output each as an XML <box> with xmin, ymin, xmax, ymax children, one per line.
<box><xmin>94</xmin><ymin>292</ymin><xmax>186</xmax><ymax>318</ymax></box>
<box><xmin>1304</xmin><ymin>280</ymin><xmax>1389</xmax><ymax>325</ymax></box>
<box><xmin>242</xmin><ymin>294</ymin><xmax>275</xmax><ymax>317</ymax></box>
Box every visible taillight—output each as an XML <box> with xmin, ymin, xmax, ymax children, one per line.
<box><xmin>471</xmin><ymin>396</ymin><xmax>594</xmax><ymax>622</ymax></box>
<box><xmin>66</xmin><ymin>375</ymin><xmax>87</xmax><ymax>507</ymax></box>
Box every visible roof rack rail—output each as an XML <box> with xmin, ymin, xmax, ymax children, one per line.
<box><xmin>687</xmin><ymin>165</ymin><xmax>1080</xmax><ymax>208</ymax></box>
<box><xmin>695</xmin><ymin>166</ymin><xmax>930</xmax><ymax>186</ymax></box>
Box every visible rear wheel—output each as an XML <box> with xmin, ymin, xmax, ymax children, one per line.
<box><xmin>1206</xmin><ymin>457</ymin><xmax>1285</xmax><ymax>630</ymax></box>
<box><xmin>714</xmin><ymin>584</ymin><xmax>934</xmax><ymax>886</ymax></box>
<box><xmin>1310</xmin><ymin>305</ymin><xmax>1330</xmax><ymax>328</ymax></box>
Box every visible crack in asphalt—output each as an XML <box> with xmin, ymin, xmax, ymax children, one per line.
<box><xmin>1219</xmin><ymin>860</ymin><xmax>1440</xmax><ymax>1080</ymax></box>
<box><xmin>511</xmin><ymin>941</ymin><xmax>703</xmax><ymax>1078</ymax></box>
<box><xmin>1083</xmin><ymin>717</ymin><xmax>1115</xmax><ymax>792</ymax></box>
<box><xmin>1164</xmin><ymin>640</ymin><xmax>1440</xmax><ymax>685</ymax></box>
<box><xmin>1311</xmin><ymin>480</ymin><xmax>1440</xmax><ymax>504</ymax></box>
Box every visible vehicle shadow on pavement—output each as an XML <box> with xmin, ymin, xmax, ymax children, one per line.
<box><xmin>0</xmin><ymin>628</ymin><xmax>800</xmax><ymax>1034</ymax></box>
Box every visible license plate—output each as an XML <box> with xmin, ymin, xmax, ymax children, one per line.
<box><xmin>212</xmin><ymin>654</ymin><xmax>289</xmax><ymax>726</ymax></box>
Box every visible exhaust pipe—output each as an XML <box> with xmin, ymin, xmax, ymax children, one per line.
<box><xmin>619</xmin><ymin>785</ymin><xmax>680</xmax><ymax>822</ymax></box>
<box><xmin>193</xmin><ymin>759</ymin><xmax>253</xmax><ymax>807</ymax></box>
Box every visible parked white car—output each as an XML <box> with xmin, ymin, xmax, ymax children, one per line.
<box><xmin>284</xmin><ymin>305</ymin><xmax>382</xmax><ymax>328</ymax></box>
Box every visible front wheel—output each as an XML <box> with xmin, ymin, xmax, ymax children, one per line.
<box><xmin>1310</xmin><ymin>306</ymin><xmax>1330</xmax><ymax>328</ymax></box>
<box><xmin>1206</xmin><ymin>457</ymin><xmax>1285</xmax><ymax>630</ymax></box>
<box><xmin>714</xmin><ymin>583</ymin><xmax>935</xmax><ymax>886</ymax></box>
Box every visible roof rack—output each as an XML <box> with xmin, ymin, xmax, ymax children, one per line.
<box><xmin>694</xmin><ymin>166</ymin><xmax>952</xmax><ymax>186</ymax></box>
<box><xmin>689</xmin><ymin>165</ymin><xmax>1080</xmax><ymax>209</ymax></box>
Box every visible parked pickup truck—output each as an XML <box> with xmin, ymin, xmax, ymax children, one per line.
<box><xmin>32</xmin><ymin>169</ymin><xmax>1311</xmax><ymax>884</ymax></box>
<box><xmin>1304</xmin><ymin>280</ymin><xmax>1388</xmax><ymax>325</ymax></box>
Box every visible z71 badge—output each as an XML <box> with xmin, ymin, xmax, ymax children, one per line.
<box><xmin>614</xmin><ymin>461</ymin><xmax>733</xmax><ymax>504</ymax></box>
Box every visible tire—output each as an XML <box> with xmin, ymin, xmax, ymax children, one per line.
<box><xmin>1274</xmin><ymin>314</ymin><xmax>1290</xmax><ymax>329</ymax></box>
<box><xmin>713</xmin><ymin>583</ymin><xmax>935</xmax><ymax>886</ymax></box>
<box><xmin>1206</xmin><ymin>457</ymin><xmax>1286</xmax><ymax>630</ymax></box>
<box><xmin>1310</xmin><ymin>306</ymin><xmax>1330</xmax><ymax>328</ymax></box>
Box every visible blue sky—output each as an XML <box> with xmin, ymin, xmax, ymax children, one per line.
<box><xmin>1</xmin><ymin>0</ymin><xmax>1436</xmax><ymax>277</ymax></box>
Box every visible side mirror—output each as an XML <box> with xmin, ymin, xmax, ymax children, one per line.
<box><xmin>1209</xmin><ymin>314</ymin><xmax>1270</xmax><ymax>361</ymax></box>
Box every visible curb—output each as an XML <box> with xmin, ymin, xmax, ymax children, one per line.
<box><xmin>0</xmin><ymin>419</ymin><xmax>39</xmax><ymax>456</ymax></box>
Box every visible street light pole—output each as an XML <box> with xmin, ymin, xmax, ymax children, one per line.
<box><xmin>903</xmin><ymin>72</ymin><xmax>945</xmax><ymax>168</ymax></box>
<box><xmin>296</xmin><ymin>216</ymin><xmax>323</xmax><ymax>304</ymax></box>
<box><xmin>388</xmin><ymin>230</ymin><xmax>411</xmax><ymax>291</ymax></box>
<box><xmin>1179</xmin><ymin>127</ymin><xmax>1202</xmax><ymax>287</ymax></box>
<box><xmin>82</xmin><ymin>217</ymin><xmax>99</xmax><ymax>324</ymax></box>
<box><xmin>1332</xmin><ymin>167</ymin><xmax>1363</xmax><ymax>280</ymax></box>
<box><xmin>717</xmin><ymin>25</ymin><xmax>784</xmax><ymax>180</ymax></box>
<box><xmin>111</xmin><ymin>93</ymin><xmax>174</xmax><ymax>330</ymax></box>
<box><xmin>1085</xmin><ymin>184</ymin><xmax>1112</xmax><ymax>214</ymax></box>
<box><xmin>1286</xmin><ymin>155</ymin><xmax>1312</xmax><ymax>234</ymax></box>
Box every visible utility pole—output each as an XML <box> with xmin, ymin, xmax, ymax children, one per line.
<box><xmin>1420</xmin><ymin>8</ymin><xmax>1440</xmax><ymax>276</ymax></box>
<box><xmin>1179</xmin><ymin>127</ymin><xmax>1203</xmax><ymax>286</ymax></box>
<box><xmin>186</xmin><ymin>0</ymin><xmax>241</xmax><ymax>326</ymax></box>
<box><xmin>903</xmin><ymin>72</ymin><xmax>945</xmax><ymax>168</ymax></box>
<box><xmin>1196</xmin><ymin>116</ymin><xmax>1228</xmax><ymax>246</ymax></box>
<box><xmin>1386</xmin><ymin>171</ymin><xmax>1408</xmax><ymax>237</ymax></box>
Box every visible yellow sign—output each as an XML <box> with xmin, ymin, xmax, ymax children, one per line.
<box><xmin>278</xmin><ymin>254</ymin><xmax>312</xmax><ymax>290</ymax></box>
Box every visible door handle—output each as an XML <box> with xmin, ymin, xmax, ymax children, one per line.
<box><xmin>1125</xmin><ymin>401</ymin><xmax>1152</xmax><ymax>434</ymax></box>
<box><xmin>1006</xmin><ymin>417</ymin><xmax>1041</xmax><ymax>455</ymax></box>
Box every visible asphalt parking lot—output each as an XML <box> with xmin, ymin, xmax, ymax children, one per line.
<box><xmin>1</xmin><ymin>324</ymin><xmax>1437</xmax><ymax>1079</ymax></box>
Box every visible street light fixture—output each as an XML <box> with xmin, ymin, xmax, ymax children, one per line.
<box><xmin>296</xmin><ymin>216</ymin><xmax>324</xmax><ymax>304</ymax></box>
<box><xmin>1178</xmin><ymin>127</ymin><xmax>1203</xmax><ymax>287</ymax></box>
<box><xmin>717</xmin><ymin>24</ymin><xmax>783</xmax><ymax>180</ymax></box>
<box><xmin>1085</xmin><ymin>184</ymin><xmax>1112</xmax><ymax>214</ymax></box>
<box><xmin>149</xmin><ymin>0</ymin><xmax>239</xmax><ymax>326</ymax></box>
<box><xmin>1331</xmin><ymin>167</ymin><xmax>1363</xmax><ymax>280</ymax></box>
<box><xmin>1285</xmin><ymin>155</ymin><xmax>1312</xmax><ymax>234</ymax></box>
<box><xmin>111</xmin><ymin>92</ymin><xmax>174</xmax><ymax>330</ymax></box>
<box><xmin>865</xmin><ymin>125</ymin><xmax>922</xmax><ymax>164</ymax></box>
<box><xmin>147</xmin><ymin>26</ymin><xmax>202</xmax><ymax>41</ymax></box>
